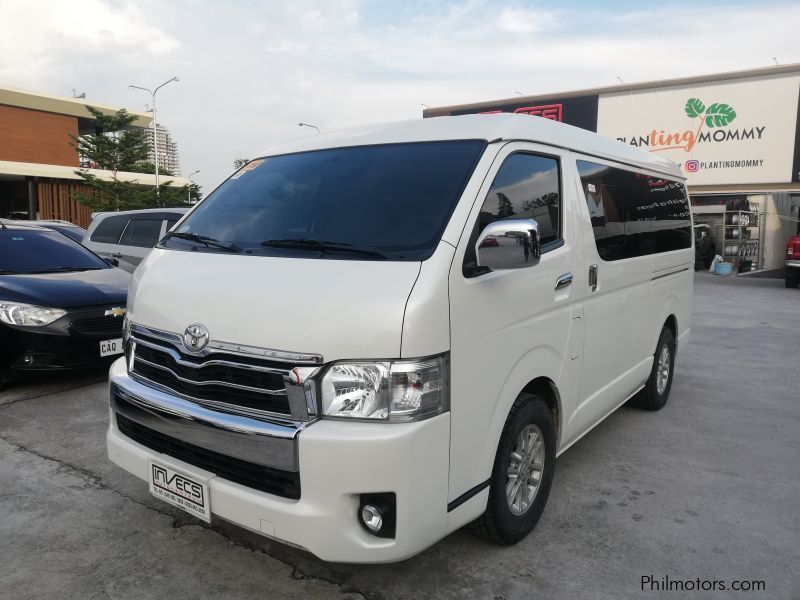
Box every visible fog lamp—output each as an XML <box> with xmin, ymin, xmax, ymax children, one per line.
<box><xmin>361</xmin><ymin>505</ymin><xmax>383</xmax><ymax>532</ymax></box>
<box><xmin>358</xmin><ymin>493</ymin><xmax>396</xmax><ymax>538</ymax></box>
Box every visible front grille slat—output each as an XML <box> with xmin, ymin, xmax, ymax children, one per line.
<box><xmin>71</xmin><ymin>315</ymin><xmax>124</xmax><ymax>336</ymax></box>
<box><xmin>116</xmin><ymin>413</ymin><xmax>300</xmax><ymax>499</ymax></box>
<box><xmin>130</xmin><ymin>332</ymin><xmax>293</xmax><ymax>416</ymax></box>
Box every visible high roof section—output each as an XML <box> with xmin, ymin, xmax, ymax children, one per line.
<box><xmin>260</xmin><ymin>113</ymin><xmax>683</xmax><ymax>179</ymax></box>
<box><xmin>0</xmin><ymin>84</ymin><xmax>152</xmax><ymax>130</ymax></box>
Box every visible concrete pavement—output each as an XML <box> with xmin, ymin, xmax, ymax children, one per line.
<box><xmin>1</xmin><ymin>273</ymin><xmax>798</xmax><ymax>599</ymax></box>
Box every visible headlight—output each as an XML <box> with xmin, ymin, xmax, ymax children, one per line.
<box><xmin>320</xmin><ymin>354</ymin><xmax>449</xmax><ymax>422</ymax></box>
<box><xmin>0</xmin><ymin>302</ymin><xmax>66</xmax><ymax>327</ymax></box>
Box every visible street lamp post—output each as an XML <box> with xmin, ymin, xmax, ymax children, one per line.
<box><xmin>186</xmin><ymin>169</ymin><xmax>200</xmax><ymax>204</ymax></box>
<box><xmin>129</xmin><ymin>76</ymin><xmax>179</xmax><ymax>197</ymax></box>
<box><xmin>298</xmin><ymin>122</ymin><xmax>320</xmax><ymax>133</ymax></box>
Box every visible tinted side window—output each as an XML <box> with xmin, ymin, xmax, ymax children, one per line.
<box><xmin>464</xmin><ymin>153</ymin><xmax>561</xmax><ymax>270</ymax></box>
<box><xmin>119</xmin><ymin>219</ymin><xmax>163</xmax><ymax>248</ymax></box>
<box><xmin>166</xmin><ymin>219</ymin><xmax>179</xmax><ymax>232</ymax></box>
<box><xmin>577</xmin><ymin>160</ymin><xmax>690</xmax><ymax>261</ymax></box>
<box><xmin>89</xmin><ymin>215</ymin><xmax>129</xmax><ymax>243</ymax></box>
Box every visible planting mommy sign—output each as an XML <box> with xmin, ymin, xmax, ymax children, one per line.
<box><xmin>597</xmin><ymin>74</ymin><xmax>800</xmax><ymax>185</ymax></box>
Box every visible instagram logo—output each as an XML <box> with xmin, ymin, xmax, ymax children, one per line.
<box><xmin>685</xmin><ymin>160</ymin><xmax>700</xmax><ymax>173</ymax></box>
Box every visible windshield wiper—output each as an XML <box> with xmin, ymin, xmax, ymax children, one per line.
<box><xmin>167</xmin><ymin>231</ymin><xmax>242</xmax><ymax>253</ymax></box>
<box><xmin>261</xmin><ymin>238</ymin><xmax>388</xmax><ymax>259</ymax></box>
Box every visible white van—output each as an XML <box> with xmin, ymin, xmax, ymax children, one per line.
<box><xmin>107</xmin><ymin>114</ymin><xmax>693</xmax><ymax>563</ymax></box>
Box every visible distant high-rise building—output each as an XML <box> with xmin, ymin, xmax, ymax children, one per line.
<box><xmin>143</xmin><ymin>123</ymin><xmax>181</xmax><ymax>176</ymax></box>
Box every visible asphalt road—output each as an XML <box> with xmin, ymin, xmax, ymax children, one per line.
<box><xmin>1</xmin><ymin>273</ymin><xmax>798</xmax><ymax>600</ymax></box>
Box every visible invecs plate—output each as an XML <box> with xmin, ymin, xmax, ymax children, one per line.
<box><xmin>148</xmin><ymin>460</ymin><xmax>211</xmax><ymax>522</ymax></box>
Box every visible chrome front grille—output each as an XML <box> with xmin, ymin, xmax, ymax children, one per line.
<box><xmin>128</xmin><ymin>324</ymin><xmax>322</xmax><ymax>421</ymax></box>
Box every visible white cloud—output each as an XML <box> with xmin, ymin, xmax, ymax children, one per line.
<box><xmin>0</xmin><ymin>0</ymin><xmax>798</xmax><ymax>192</ymax></box>
<box><xmin>495</xmin><ymin>7</ymin><xmax>557</xmax><ymax>34</ymax></box>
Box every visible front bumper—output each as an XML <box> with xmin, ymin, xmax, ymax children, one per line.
<box><xmin>1</xmin><ymin>307</ymin><xmax>124</xmax><ymax>372</ymax></box>
<box><xmin>106</xmin><ymin>358</ymin><xmax>451</xmax><ymax>563</ymax></box>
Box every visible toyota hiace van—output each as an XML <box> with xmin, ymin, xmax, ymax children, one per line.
<box><xmin>107</xmin><ymin>114</ymin><xmax>693</xmax><ymax>562</ymax></box>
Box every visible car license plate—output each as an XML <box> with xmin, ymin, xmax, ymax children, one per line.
<box><xmin>100</xmin><ymin>338</ymin><xmax>123</xmax><ymax>357</ymax></box>
<box><xmin>148</xmin><ymin>460</ymin><xmax>211</xmax><ymax>522</ymax></box>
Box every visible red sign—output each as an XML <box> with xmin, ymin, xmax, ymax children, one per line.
<box><xmin>480</xmin><ymin>103</ymin><xmax>564</xmax><ymax>122</ymax></box>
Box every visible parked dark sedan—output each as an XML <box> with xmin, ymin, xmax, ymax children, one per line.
<box><xmin>0</xmin><ymin>223</ymin><xmax>130</xmax><ymax>385</ymax></box>
<box><xmin>1</xmin><ymin>219</ymin><xmax>88</xmax><ymax>243</ymax></box>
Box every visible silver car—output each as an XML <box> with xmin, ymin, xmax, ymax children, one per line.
<box><xmin>82</xmin><ymin>208</ymin><xmax>189</xmax><ymax>272</ymax></box>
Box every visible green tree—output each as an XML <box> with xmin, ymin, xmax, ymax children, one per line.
<box><xmin>128</xmin><ymin>161</ymin><xmax>175</xmax><ymax>176</ymax></box>
<box><xmin>69</xmin><ymin>106</ymin><xmax>197</xmax><ymax>210</ymax></box>
<box><xmin>233</xmin><ymin>157</ymin><xmax>250</xmax><ymax>169</ymax></box>
<box><xmin>496</xmin><ymin>192</ymin><xmax>515</xmax><ymax>218</ymax></box>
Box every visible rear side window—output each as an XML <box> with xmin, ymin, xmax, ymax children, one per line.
<box><xmin>577</xmin><ymin>160</ymin><xmax>691</xmax><ymax>261</ymax></box>
<box><xmin>89</xmin><ymin>214</ymin><xmax>129</xmax><ymax>243</ymax></box>
<box><xmin>119</xmin><ymin>219</ymin><xmax>163</xmax><ymax>248</ymax></box>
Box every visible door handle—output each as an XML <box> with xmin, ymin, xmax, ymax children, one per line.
<box><xmin>589</xmin><ymin>264</ymin><xmax>598</xmax><ymax>292</ymax></box>
<box><xmin>555</xmin><ymin>273</ymin><xmax>573</xmax><ymax>290</ymax></box>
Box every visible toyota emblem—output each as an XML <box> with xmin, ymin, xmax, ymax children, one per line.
<box><xmin>183</xmin><ymin>323</ymin><xmax>209</xmax><ymax>352</ymax></box>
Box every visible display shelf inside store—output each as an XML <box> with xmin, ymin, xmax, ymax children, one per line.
<box><xmin>723</xmin><ymin>209</ymin><xmax>763</xmax><ymax>274</ymax></box>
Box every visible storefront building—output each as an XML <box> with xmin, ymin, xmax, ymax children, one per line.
<box><xmin>0</xmin><ymin>85</ymin><xmax>189</xmax><ymax>228</ymax></box>
<box><xmin>425</xmin><ymin>64</ymin><xmax>800</xmax><ymax>275</ymax></box>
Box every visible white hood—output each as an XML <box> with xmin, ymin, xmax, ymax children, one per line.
<box><xmin>129</xmin><ymin>248</ymin><xmax>422</xmax><ymax>361</ymax></box>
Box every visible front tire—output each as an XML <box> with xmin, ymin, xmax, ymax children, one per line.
<box><xmin>630</xmin><ymin>327</ymin><xmax>675</xmax><ymax>411</ymax></box>
<box><xmin>470</xmin><ymin>394</ymin><xmax>556</xmax><ymax>545</ymax></box>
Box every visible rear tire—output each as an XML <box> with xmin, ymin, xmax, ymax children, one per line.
<box><xmin>786</xmin><ymin>270</ymin><xmax>799</xmax><ymax>289</ymax></box>
<box><xmin>470</xmin><ymin>393</ymin><xmax>556</xmax><ymax>545</ymax></box>
<box><xmin>630</xmin><ymin>327</ymin><xmax>675</xmax><ymax>411</ymax></box>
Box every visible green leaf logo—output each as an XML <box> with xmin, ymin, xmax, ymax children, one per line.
<box><xmin>684</xmin><ymin>98</ymin><xmax>706</xmax><ymax>118</ymax></box>
<box><xmin>704</xmin><ymin>103</ymin><xmax>736</xmax><ymax>127</ymax></box>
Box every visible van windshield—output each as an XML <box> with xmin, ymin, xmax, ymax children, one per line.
<box><xmin>161</xmin><ymin>140</ymin><xmax>487</xmax><ymax>261</ymax></box>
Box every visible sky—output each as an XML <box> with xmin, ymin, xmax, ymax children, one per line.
<box><xmin>1</xmin><ymin>0</ymin><xmax>799</xmax><ymax>193</ymax></box>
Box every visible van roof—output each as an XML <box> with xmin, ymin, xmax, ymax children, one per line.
<box><xmin>260</xmin><ymin>114</ymin><xmax>684</xmax><ymax>180</ymax></box>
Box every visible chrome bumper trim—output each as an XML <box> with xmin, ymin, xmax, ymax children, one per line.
<box><xmin>111</xmin><ymin>368</ymin><xmax>303</xmax><ymax>471</ymax></box>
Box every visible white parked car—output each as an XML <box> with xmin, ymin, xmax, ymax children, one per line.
<box><xmin>107</xmin><ymin>114</ymin><xmax>693</xmax><ymax>563</ymax></box>
<box><xmin>83</xmin><ymin>208</ymin><xmax>189</xmax><ymax>272</ymax></box>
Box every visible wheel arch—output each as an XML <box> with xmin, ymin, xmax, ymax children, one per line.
<box><xmin>653</xmin><ymin>292</ymin><xmax>681</xmax><ymax>354</ymax></box>
<box><xmin>482</xmin><ymin>346</ymin><xmax>565</xmax><ymax>486</ymax></box>
<box><xmin>520</xmin><ymin>377</ymin><xmax>562</xmax><ymax>448</ymax></box>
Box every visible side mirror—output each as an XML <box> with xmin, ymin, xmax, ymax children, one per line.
<box><xmin>105</xmin><ymin>257</ymin><xmax>120</xmax><ymax>267</ymax></box>
<box><xmin>476</xmin><ymin>218</ymin><xmax>541</xmax><ymax>271</ymax></box>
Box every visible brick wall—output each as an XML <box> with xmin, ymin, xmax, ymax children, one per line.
<box><xmin>0</xmin><ymin>104</ymin><xmax>79</xmax><ymax>167</ymax></box>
